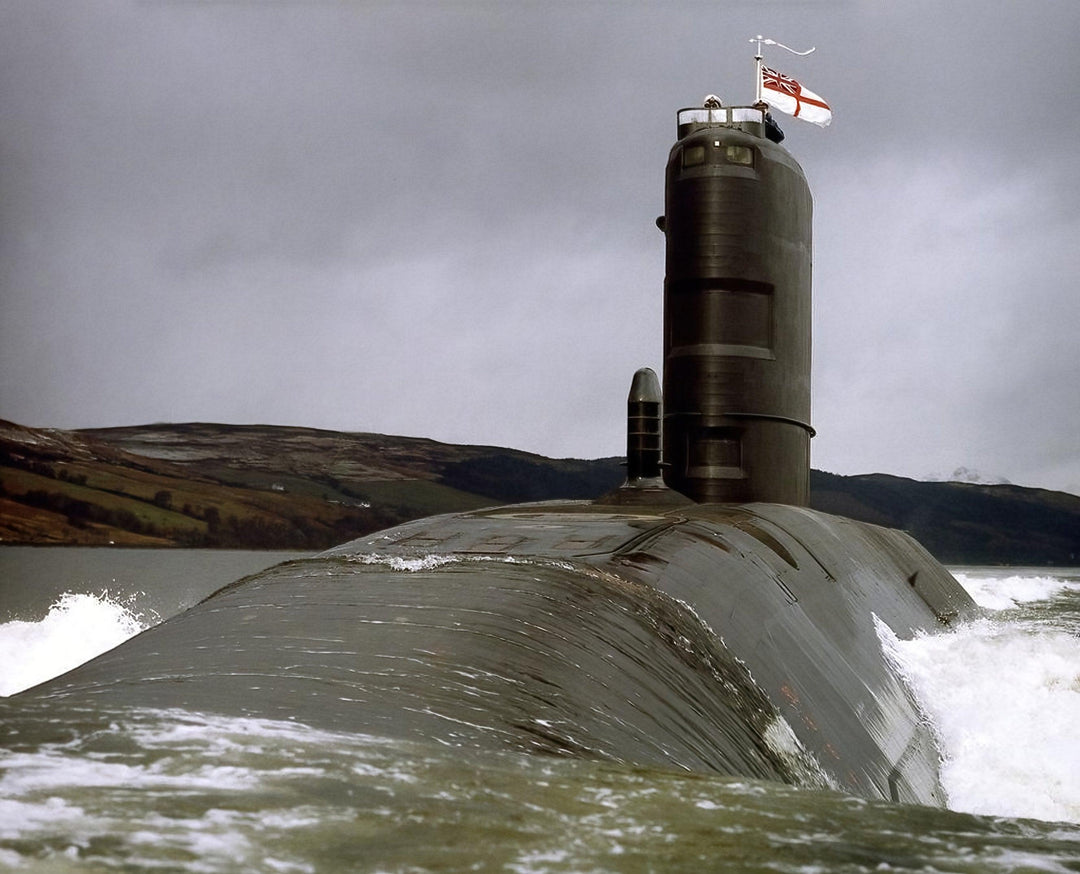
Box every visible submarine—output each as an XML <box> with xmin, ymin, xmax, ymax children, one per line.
<box><xmin>10</xmin><ymin>97</ymin><xmax>977</xmax><ymax>806</ymax></box>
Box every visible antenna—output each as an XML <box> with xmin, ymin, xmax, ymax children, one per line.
<box><xmin>750</xmin><ymin>36</ymin><xmax>817</xmax><ymax>57</ymax></box>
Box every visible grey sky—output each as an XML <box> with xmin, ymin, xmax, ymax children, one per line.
<box><xmin>2</xmin><ymin>1</ymin><xmax>1078</xmax><ymax>495</ymax></box>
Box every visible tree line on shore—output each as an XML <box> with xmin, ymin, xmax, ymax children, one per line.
<box><xmin>0</xmin><ymin>450</ymin><xmax>398</xmax><ymax>549</ymax></box>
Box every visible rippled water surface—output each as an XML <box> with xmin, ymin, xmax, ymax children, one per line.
<box><xmin>1</xmin><ymin>550</ymin><xmax>1078</xmax><ymax>871</ymax></box>
<box><xmin>2</xmin><ymin>704</ymin><xmax>1077</xmax><ymax>873</ymax></box>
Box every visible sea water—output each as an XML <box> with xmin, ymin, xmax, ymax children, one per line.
<box><xmin>0</xmin><ymin>548</ymin><xmax>307</xmax><ymax>697</ymax></box>
<box><xmin>0</xmin><ymin>548</ymin><xmax>1078</xmax><ymax>871</ymax></box>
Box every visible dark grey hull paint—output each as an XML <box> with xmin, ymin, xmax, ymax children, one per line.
<box><xmin>14</xmin><ymin>499</ymin><xmax>976</xmax><ymax>806</ymax></box>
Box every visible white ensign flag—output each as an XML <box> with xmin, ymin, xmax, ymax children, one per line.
<box><xmin>760</xmin><ymin>65</ymin><xmax>832</xmax><ymax>127</ymax></box>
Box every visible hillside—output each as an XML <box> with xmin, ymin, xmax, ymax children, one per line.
<box><xmin>810</xmin><ymin>470</ymin><xmax>1079</xmax><ymax>566</ymax></box>
<box><xmin>0</xmin><ymin>421</ymin><xmax>623</xmax><ymax>550</ymax></box>
<box><xmin>1</xmin><ymin>420</ymin><xmax>1077</xmax><ymax>564</ymax></box>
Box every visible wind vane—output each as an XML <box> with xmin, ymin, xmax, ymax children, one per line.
<box><xmin>750</xmin><ymin>35</ymin><xmax>817</xmax><ymax>58</ymax></box>
<box><xmin>749</xmin><ymin>35</ymin><xmax>832</xmax><ymax>128</ymax></box>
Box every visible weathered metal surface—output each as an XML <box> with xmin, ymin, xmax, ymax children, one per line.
<box><xmin>659</xmin><ymin>106</ymin><xmax>813</xmax><ymax>505</ymax></box>
<box><xmin>21</xmin><ymin>499</ymin><xmax>977</xmax><ymax>805</ymax></box>
<box><xmin>625</xmin><ymin>367</ymin><xmax>663</xmax><ymax>483</ymax></box>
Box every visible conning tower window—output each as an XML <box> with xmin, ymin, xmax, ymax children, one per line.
<box><xmin>682</xmin><ymin>145</ymin><xmax>706</xmax><ymax>168</ymax></box>
<box><xmin>724</xmin><ymin>145</ymin><xmax>754</xmax><ymax>166</ymax></box>
<box><xmin>679</xmin><ymin>142</ymin><xmax>756</xmax><ymax>172</ymax></box>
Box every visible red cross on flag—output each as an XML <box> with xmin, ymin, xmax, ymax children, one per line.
<box><xmin>761</xmin><ymin>65</ymin><xmax>832</xmax><ymax>127</ymax></box>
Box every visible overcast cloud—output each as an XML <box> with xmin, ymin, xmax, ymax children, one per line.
<box><xmin>2</xmin><ymin>1</ymin><xmax>1078</xmax><ymax>495</ymax></box>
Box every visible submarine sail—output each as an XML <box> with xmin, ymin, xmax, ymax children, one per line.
<box><xmin>659</xmin><ymin>101</ymin><xmax>812</xmax><ymax>505</ymax></box>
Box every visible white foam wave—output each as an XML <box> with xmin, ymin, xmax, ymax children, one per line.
<box><xmin>0</xmin><ymin>709</ymin><xmax>418</xmax><ymax>869</ymax></box>
<box><xmin>952</xmin><ymin>571</ymin><xmax>1079</xmax><ymax>611</ymax></box>
<box><xmin>346</xmin><ymin>553</ymin><xmax>463</xmax><ymax>572</ymax></box>
<box><xmin>877</xmin><ymin>610</ymin><xmax>1080</xmax><ymax>824</ymax></box>
<box><xmin>0</xmin><ymin>592</ymin><xmax>150</xmax><ymax>696</ymax></box>
<box><xmin>344</xmin><ymin>552</ymin><xmax>532</xmax><ymax>572</ymax></box>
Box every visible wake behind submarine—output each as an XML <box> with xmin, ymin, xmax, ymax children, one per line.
<box><xmin>13</xmin><ymin>97</ymin><xmax>977</xmax><ymax>805</ymax></box>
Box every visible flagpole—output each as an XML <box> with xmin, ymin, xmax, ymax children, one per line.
<box><xmin>751</xmin><ymin>35</ymin><xmax>765</xmax><ymax>105</ymax></box>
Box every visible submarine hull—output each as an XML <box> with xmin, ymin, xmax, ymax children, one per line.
<box><xmin>16</xmin><ymin>500</ymin><xmax>975</xmax><ymax>805</ymax></box>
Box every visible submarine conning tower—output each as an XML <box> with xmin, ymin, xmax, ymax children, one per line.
<box><xmin>658</xmin><ymin>100</ymin><xmax>814</xmax><ymax>505</ymax></box>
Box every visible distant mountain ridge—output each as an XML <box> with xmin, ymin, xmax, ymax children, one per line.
<box><xmin>1</xmin><ymin>420</ymin><xmax>1077</xmax><ymax>565</ymax></box>
<box><xmin>809</xmin><ymin>470</ymin><xmax>1078</xmax><ymax>566</ymax></box>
